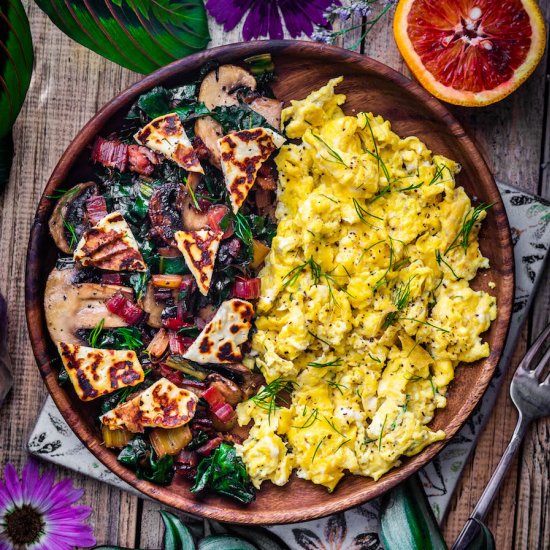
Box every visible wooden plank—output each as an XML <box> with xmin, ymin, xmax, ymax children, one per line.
<box><xmin>0</xmin><ymin>3</ymin><xmax>141</xmax><ymax>547</ymax></box>
<box><xmin>514</xmin><ymin>1</ymin><xmax>550</xmax><ymax>546</ymax></box>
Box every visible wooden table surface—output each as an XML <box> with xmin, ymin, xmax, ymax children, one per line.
<box><xmin>2</xmin><ymin>2</ymin><xmax>549</xmax><ymax>548</ymax></box>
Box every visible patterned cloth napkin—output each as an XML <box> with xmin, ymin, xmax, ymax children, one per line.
<box><xmin>29</xmin><ymin>182</ymin><xmax>550</xmax><ymax>549</ymax></box>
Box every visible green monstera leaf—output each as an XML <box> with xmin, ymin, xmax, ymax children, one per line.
<box><xmin>34</xmin><ymin>0</ymin><xmax>210</xmax><ymax>74</ymax></box>
<box><xmin>0</xmin><ymin>0</ymin><xmax>34</xmax><ymax>188</ymax></box>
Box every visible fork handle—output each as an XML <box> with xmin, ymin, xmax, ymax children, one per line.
<box><xmin>451</xmin><ymin>415</ymin><xmax>530</xmax><ymax>550</ymax></box>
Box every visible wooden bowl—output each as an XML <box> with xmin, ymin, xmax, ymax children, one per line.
<box><xmin>25</xmin><ymin>41</ymin><xmax>514</xmax><ymax>524</ymax></box>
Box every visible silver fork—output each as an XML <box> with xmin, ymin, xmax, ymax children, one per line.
<box><xmin>452</xmin><ymin>323</ymin><xmax>550</xmax><ymax>550</ymax></box>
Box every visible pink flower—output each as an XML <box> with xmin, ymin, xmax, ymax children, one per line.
<box><xmin>0</xmin><ymin>461</ymin><xmax>95</xmax><ymax>549</ymax></box>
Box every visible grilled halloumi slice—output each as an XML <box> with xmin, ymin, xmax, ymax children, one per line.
<box><xmin>135</xmin><ymin>113</ymin><xmax>203</xmax><ymax>173</ymax></box>
<box><xmin>184</xmin><ymin>299</ymin><xmax>254</xmax><ymax>364</ymax></box>
<box><xmin>218</xmin><ymin>128</ymin><xmax>285</xmax><ymax>213</ymax></box>
<box><xmin>74</xmin><ymin>211</ymin><xmax>146</xmax><ymax>272</ymax></box>
<box><xmin>174</xmin><ymin>229</ymin><xmax>223</xmax><ymax>295</ymax></box>
<box><xmin>57</xmin><ymin>342</ymin><xmax>144</xmax><ymax>401</ymax></box>
<box><xmin>100</xmin><ymin>377</ymin><xmax>198</xmax><ymax>433</ymax></box>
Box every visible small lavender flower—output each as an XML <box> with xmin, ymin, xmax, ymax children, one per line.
<box><xmin>325</xmin><ymin>5</ymin><xmax>353</xmax><ymax>21</ymax></box>
<box><xmin>350</xmin><ymin>0</ymin><xmax>375</xmax><ymax>18</ymax></box>
<box><xmin>311</xmin><ymin>27</ymin><xmax>335</xmax><ymax>44</ymax></box>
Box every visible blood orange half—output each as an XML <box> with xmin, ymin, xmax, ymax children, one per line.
<box><xmin>394</xmin><ymin>0</ymin><xmax>546</xmax><ymax>106</ymax></box>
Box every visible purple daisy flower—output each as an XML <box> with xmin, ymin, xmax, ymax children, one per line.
<box><xmin>206</xmin><ymin>0</ymin><xmax>341</xmax><ymax>41</ymax></box>
<box><xmin>0</xmin><ymin>461</ymin><xmax>95</xmax><ymax>550</ymax></box>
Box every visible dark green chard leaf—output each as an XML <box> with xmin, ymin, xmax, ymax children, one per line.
<box><xmin>187</xmin><ymin>430</ymin><xmax>209</xmax><ymax>451</ymax></box>
<box><xmin>212</xmin><ymin>104</ymin><xmax>280</xmax><ymax>135</ymax></box>
<box><xmin>161</xmin><ymin>511</ymin><xmax>195</xmax><ymax>550</ymax></box>
<box><xmin>129</xmin><ymin>271</ymin><xmax>151</xmax><ymax>302</ymax></box>
<box><xmin>191</xmin><ymin>442</ymin><xmax>255</xmax><ymax>504</ymax></box>
<box><xmin>0</xmin><ymin>0</ymin><xmax>33</xmax><ymax>188</ymax></box>
<box><xmin>34</xmin><ymin>0</ymin><xmax>210</xmax><ymax>74</ymax></box>
<box><xmin>57</xmin><ymin>366</ymin><xmax>69</xmax><ymax>386</ymax></box>
<box><xmin>249</xmin><ymin>214</ymin><xmax>277</xmax><ymax>246</ymax></box>
<box><xmin>160</xmin><ymin>255</ymin><xmax>190</xmax><ymax>275</ymax></box>
<box><xmin>138</xmin><ymin>86</ymin><xmax>172</xmax><ymax>119</ymax></box>
<box><xmin>118</xmin><ymin>435</ymin><xmax>174</xmax><ymax>485</ymax></box>
<box><xmin>380</xmin><ymin>474</ymin><xmax>448</xmax><ymax>550</ymax></box>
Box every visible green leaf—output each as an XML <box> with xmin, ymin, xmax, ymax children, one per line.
<box><xmin>0</xmin><ymin>0</ymin><xmax>34</xmax><ymax>187</ymax></box>
<box><xmin>161</xmin><ymin>511</ymin><xmax>195</xmax><ymax>550</ymax></box>
<box><xmin>191</xmin><ymin>442</ymin><xmax>255</xmax><ymax>504</ymax></box>
<box><xmin>33</xmin><ymin>0</ymin><xmax>210</xmax><ymax>74</ymax></box>
<box><xmin>198</xmin><ymin>536</ymin><xmax>257</xmax><ymax>550</ymax></box>
<box><xmin>380</xmin><ymin>474</ymin><xmax>448</xmax><ymax>550</ymax></box>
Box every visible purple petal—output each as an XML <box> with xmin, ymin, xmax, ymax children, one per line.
<box><xmin>0</xmin><ymin>539</ymin><xmax>15</xmax><ymax>550</ymax></box>
<box><xmin>27</xmin><ymin>469</ymin><xmax>56</xmax><ymax>513</ymax></box>
<box><xmin>0</xmin><ymin>479</ymin><xmax>13</xmax><ymax>510</ymax></box>
<box><xmin>243</xmin><ymin>1</ymin><xmax>283</xmax><ymax>40</ymax></box>
<box><xmin>45</xmin><ymin>505</ymin><xmax>93</xmax><ymax>523</ymax></box>
<box><xmin>21</xmin><ymin>460</ymin><xmax>41</xmax><ymax>503</ymax></box>
<box><xmin>39</xmin><ymin>523</ymin><xmax>96</xmax><ymax>548</ymax></box>
<box><xmin>279</xmin><ymin>0</ymin><xmax>337</xmax><ymax>37</ymax></box>
<box><xmin>206</xmin><ymin>0</ymin><xmax>254</xmax><ymax>32</ymax></box>
<box><xmin>41</xmin><ymin>479</ymin><xmax>84</xmax><ymax>513</ymax></box>
<box><xmin>3</xmin><ymin>464</ymin><xmax>22</xmax><ymax>507</ymax></box>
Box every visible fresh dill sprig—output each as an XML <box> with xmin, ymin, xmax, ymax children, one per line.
<box><xmin>368</xmin><ymin>352</ymin><xmax>381</xmax><ymax>363</ymax></box>
<box><xmin>47</xmin><ymin>187</ymin><xmax>81</xmax><ymax>200</ymax></box>
<box><xmin>382</xmin><ymin>276</ymin><xmax>416</xmax><ymax>329</ymax></box>
<box><xmin>282</xmin><ymin>257</ymin><xmax>321</xmax><ymax>289</ymax></box>
<box><xmin>308</xmin><ymin>330</ymin><xmax>331</xmax><ymax>347</ymax></box>
<box><xmin>326</xmin><ymin>380</ymin><xmax>348</xmax><ymax>395</ymax></box>
<box><xmin>335</xmin><ymin>438</ymin><xmax>351</xmax><ymax>453</ymax></box>
<box><xmin>361</xmin><ymin>114</ymin><xmax>391</xmax><ymax>184</ymax></box>
<box><xmin>404</xmin><ymin>372</ymin><xmax>425</xmax><ymax>382</ymax></box>
<box><xmin>429</xmin><ymin>376</ymin><xmax>437</xmax><ymax>396</ymax></box>
<box><xmin>353</xmin><ymin>198</ymin><xmax>383</xmax><ymax>229</ymax></box>
<box><xmin>365</xmin><ymin>437</ymin><xmax>377</xmax><ymax>445</ymax></box>
<box><xmin>185</xmin><ymin>177</ymin><xmax>200</xmax><ymax>210</ymax></box>
<box><xmin>293</xmin><ymin>407</ymin><xmax>319</xmax><ymax>429</ymax></box>
<box><xmin>308</xmin><ymin>358</ymin><xmax>342</xmax><ymax>368</ymax></box>
<box><xmin>435</xmin><ymin>249</ymin><xmax>459</xmax><ymax>279</ymax></box>
<box><xmin>428</xmin><ymin>164</ymin><xmax>446</xmax><ymax>186</ymax></box>
<box><xmin>398</xmin><ymin>181</ymin><xmax>424</xmax><ymax>192</ymax></box>
<box><xmin>358</xmin><ymin>239</ymin><xmax>386</xmax><ymax>264</ymax></box>
<box><xmin>368</xmin><ymin>185</ymin><xmax>391</xmax><ymax>203</ymax></box>
<box><xmin>400</xmin><ymin>318</ymin><xmax>450</xmax><ymax>333</ymax></box>
<box><xmin>63</xmin><ymin>219</ymin><xmax>78</xmax><ymax>249</ymax></box>
<box><xmin>113</xmin><ymin>327</ymin><xmax>143</xmax><ymax>351</ymax></box>
<box><xmin>444</xmin><ymin>203</ymin><xmax>493</xmax><ymax>255</ymax></box>
<box><xmin>250</xmin><ymin>378</ymin><xmax>296</xmax><ymax>422</ymax></box>
<box><xmin>373</xmin><ymin>238</ymin><xmax>395</xmax><ymax>290</ymax></box>
<box><xmin>311</xmin><ymin>132</ymin><xmax>348</xmax><ymax>167</ymax></box>
<box><xmin>322</xmin><ymin>414</ymin><xmax>346</xmax><ymax>437</ymax></box>
<box><xmin>88</xmin><ymin>318</ymin><xmax>105</xmax><ymax>348</ymax></box>
<box><xmin>319</xmin><ymin>193</ymin><xmax>338</xmax><ymax>204</ymax></box>
<box><xmin>378</xmin><ymin>414</ymin><xmax>388</xmax><ymax>451</ymax></box>
<box><xmin>311</xmin><ymin>436</ymin><xmax>326</xmax><ymax>463</ymax></box>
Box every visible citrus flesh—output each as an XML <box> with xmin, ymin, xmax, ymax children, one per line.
<box><xmin>394</xmin><ymin>0</ymin><xmax>546</xmax><ymax>106</ymax></box>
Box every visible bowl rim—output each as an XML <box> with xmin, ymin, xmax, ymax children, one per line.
<box><xmin>25</xmin><ymin>39</ymin><xmax>515</xmax><ymax>524</ymax></box>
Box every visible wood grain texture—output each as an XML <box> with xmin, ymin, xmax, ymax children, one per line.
<box><xmin>1</xmin><ymin>1</ymin><xmax>547</xmax><ymax>547</ymax></box>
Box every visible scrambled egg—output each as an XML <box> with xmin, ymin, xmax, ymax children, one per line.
<box><xmin>236</xmin><ymin>78</ymin><xmax>497</xmax><ymax>491</ymax></box>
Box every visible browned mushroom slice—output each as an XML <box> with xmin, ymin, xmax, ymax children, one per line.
<box><xmin>141</xmin><ymin>282</ymin><xmax>164</xmax><ymax>329</ymax></box>
<box><xmin>48</xmin><ymin>182</ymin><xmax>98</xmax><ymax>254</ymax></box>
<box><xmin>148</xmin><ymin>182</ymin><xmax>186</xmax><ymax>246</ymax></box>
<box><xmin>178</xmin><ymin>172</ymin><xmax>209</xmax><ymax>231</ymax></box>
<box><xmin>44</xmin><ymin>267</ymin><xmax>133</xmax><ymax>345</ymax></box>
<box><xmin>194</xmin><ymin>65</ymin><xmax>257</xmax><ymax>167</ymax></box>
<box><xmin>249</xmin><ymin>97</ymin><xmax>283</xmax><ymax>130</ymax></box>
